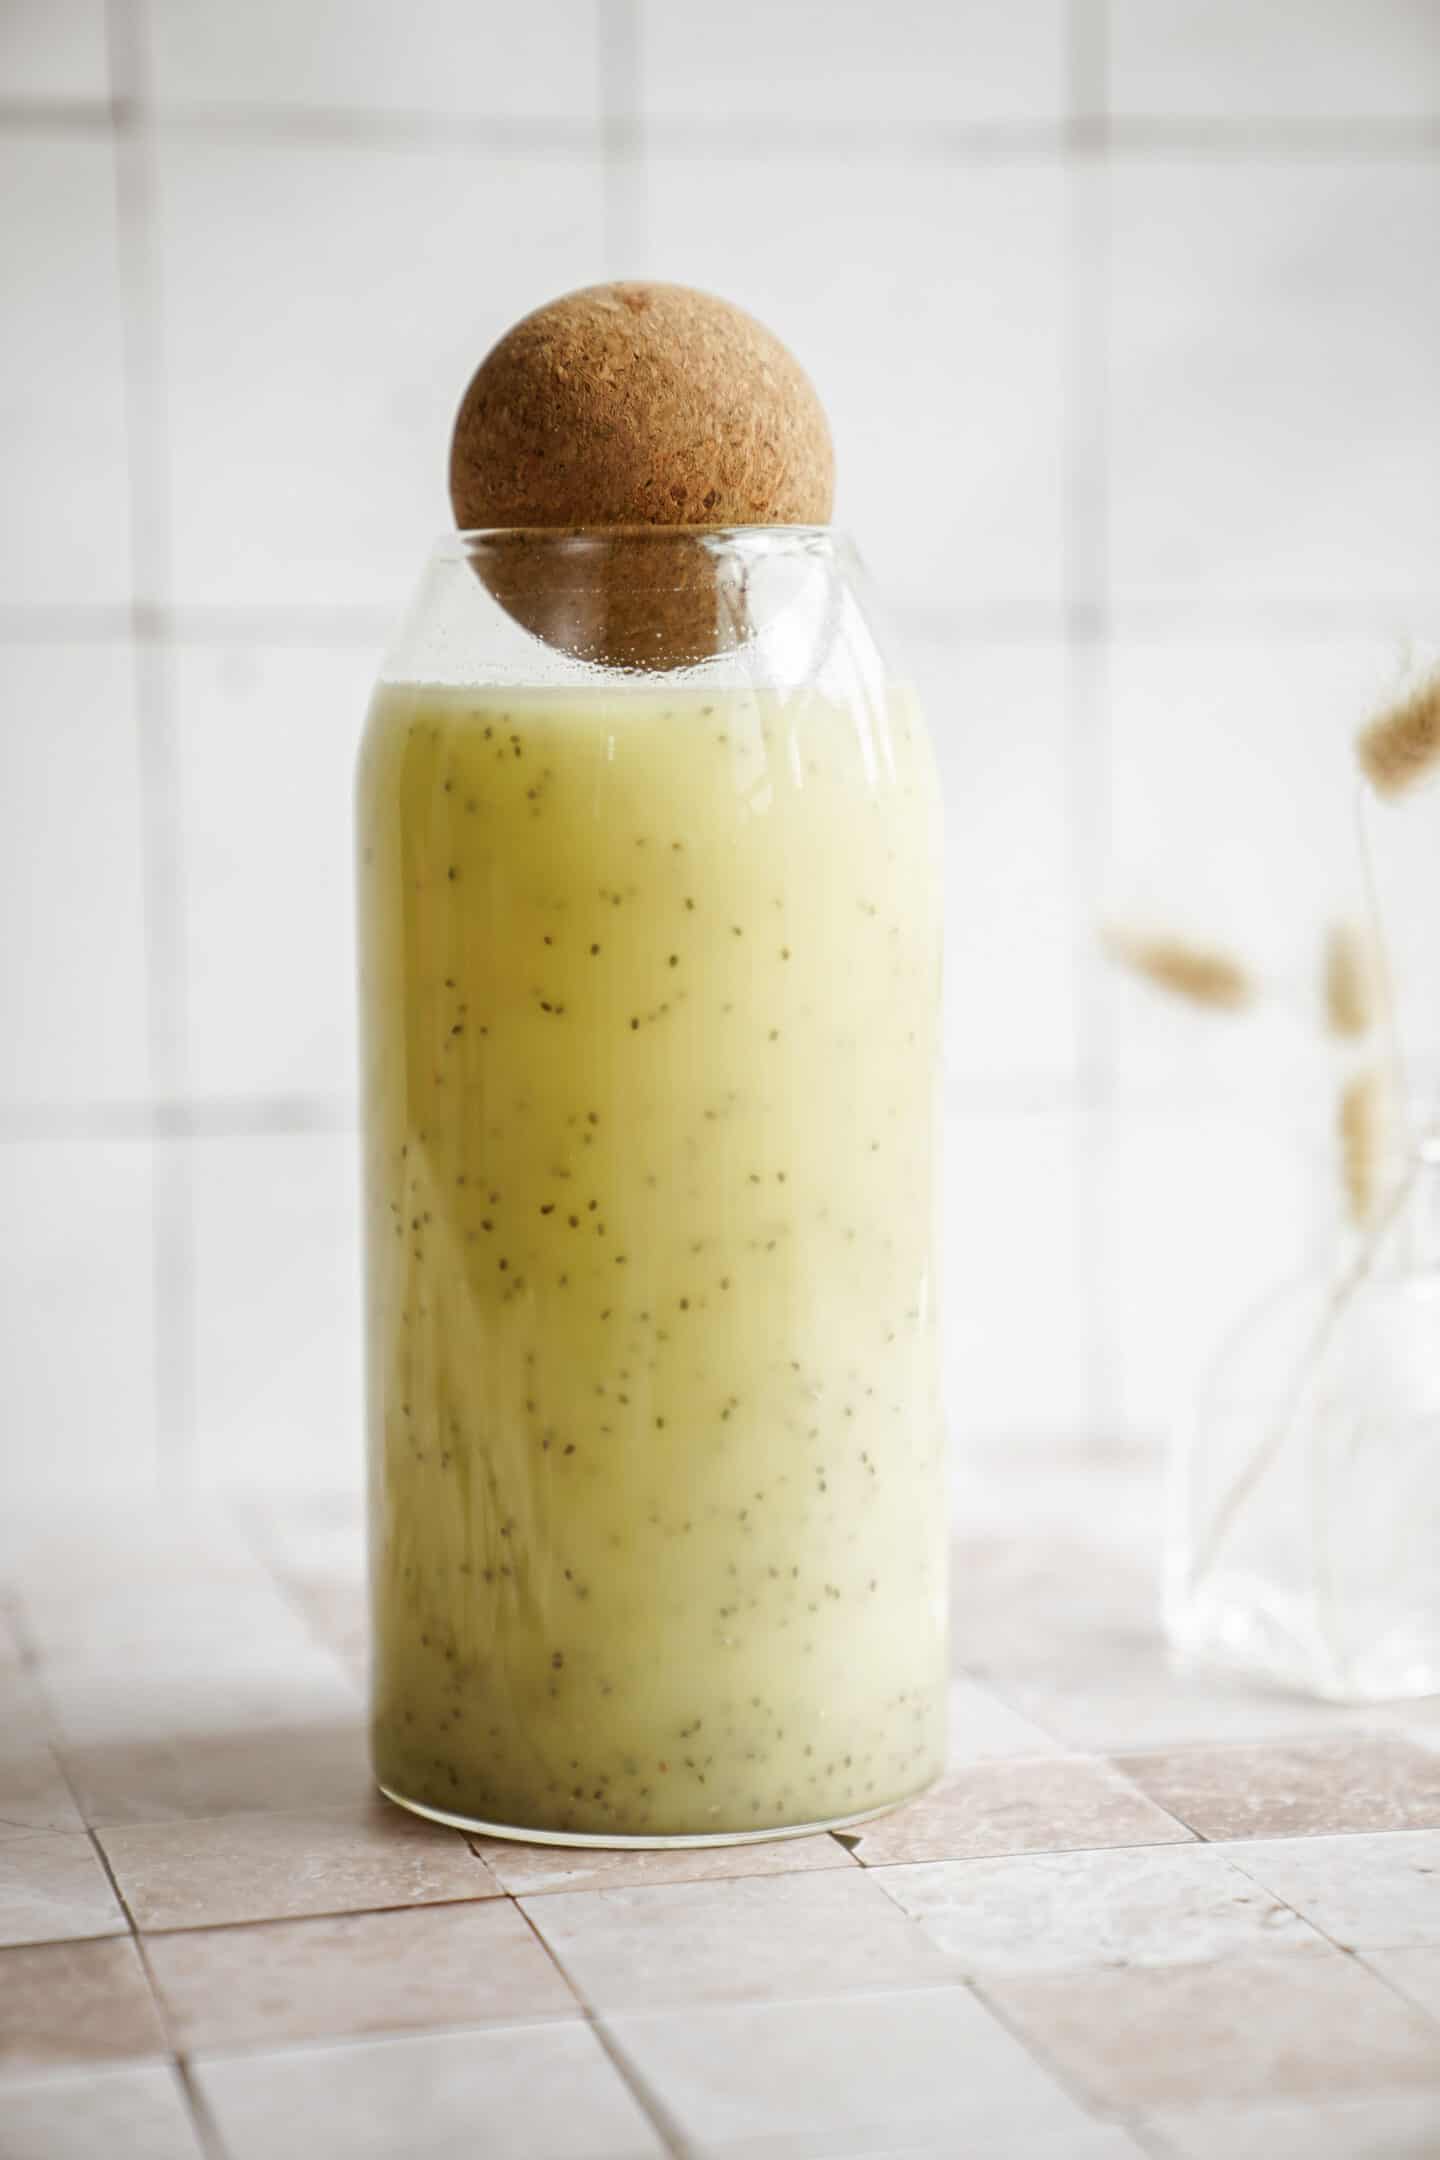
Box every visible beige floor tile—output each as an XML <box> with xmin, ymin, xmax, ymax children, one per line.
<box><xmin>0</xmin><ymin>1829</ymin><xmax>127</xmax><ymax>1948</ymax></box>
<box><xmin>994</xmin><ymin>1650</ymin><xmax>1393</xmax><ymax>1755</ymax></box>
<box><xmin>0</xmin><ymin>1667</ymin><xmax>50</xmax><ymax>1725</ymax></box>
<box><xmin>0</xmin><ymin>2064</ymin><xmax>204</xmax><ymax>2160</ymax></box>
<box><xmin>1116</xmin><ymin>1734</ymin><xmax>1440</xmax><ymax>1841</ymax></box>
<box><xmin>148</xmin><ymin>1899</ymin><xmax>577</xmax><ymax>2052</ymax></box>
<box><xmin>287</xmin><ymin>1577</ymin><xmax>368</xmax><ymax>1669</ymax></box>
<box><xmin>1228</xmin><ymin>1830</ymin><xmax>1440</xmax><ymax>1951</ymax></box>
<box><xmin>57</xmin><ymin>1699</ymin><xmax>371</xmax><ymax>1826</ymax></box>
<box><xmin>472</xmin><ymin>1830</ymin><xmax>854</xmax><ymax>1897</ymax></box>
<box><xmin>1143</xmin><ymin>2093</ymin><xmax>1440</xmax><ymax>2160</ymax></box>
<box><xmin>0</xmin><ymin>1716</ymin><xmax>85</xmax><ymax>1840</ymax></box>
<box><xmin>849</xmin><ymin>2141</ymin><xmax>1140</xmax><ymax>2160</ymax></box>
<box><xmin>950</xmin><ymin>1526</ymin><xmax>1155</xmax><ymax>1677</ymax></box>
<box><xmin>951</xmin><ymin>1487</ymin><xmax>1392</xmax><ymax>1755</ymax></box>
<box><xmin>195</xmin><ymin>2022</ymin><xmax>665</xmax><ymax>2159</ymax></box>
<box><xmin>0</xmin><ymin>1661</ymin><xmax>37</xmax><ymax>1702</ymax></box>
<box><xmin>985</xmin><ymin>1943</ymin><xmax>1440</xmax><ymax>2112</ymax></box>
<box><xmin>240</xmin><ymin>1488</ymin><xmax>365</xmax><ymax>1576</ymax></box>
<box><xmin>945</xmin><ymin>1675</ymin><xmax>1065</xmax><ymax>1765</ymax></box>
<box><xmin>0</xmin><ymin>1938</ymin><xmax>168</xmax><ymax>2070</ymax></box>
<box><xmin>17</xmin><ymin>1579</ymin><xmax>322</xmax><ymax>1678</ymax></box>
<box><xmin>605</xmin><ymin>1986</ymin><xmax>1137</xmax><ymax>2158</ymax></box>
<box><xmin>842</xmin><ymin>1755</ymin><xmax>1191</xmax><ymax>1865</ymax></box>
<box><xmin>0</xmin><ymin>1501</ymin><xmax>264</xmax><ymax>1599</ymax></box>
<box><xmin>523</xmin><ymin>1869</ymin><xmax>958</xmax><ymax>2014</ymax></box>
<box><xmin>1365</xmin><ymin>1946</ymin><xmax>1440</xmax><ymax>2026</ymax></box>
<box><xmin>45</xmin><ymin>1657</ymin><xmax>359</xmax><ymax>1750</ymax></box>
<box><xmin>101</xmin><ymin>1800</ymin><xmax>499</xmax><ymax>1930</ymax></box>
<box><xmin>876</xmin><ymin>1842</ymin><xmax>1312</xmax><ymax>1976</ymax></box>
<box><xmin>1394</xmin><ymin>1699</ymin><xmax>1440</xmax><ymax>1753</ymax></box>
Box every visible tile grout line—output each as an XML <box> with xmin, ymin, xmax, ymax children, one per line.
<box><xmin>16</xmin><ymin>1819</ymin><xmax>1440</xmax><ymax>1937</ymax></box>
<box><xmin>1122</xmin><ymin>2120</ymin><xmax>1184</xmax><ymax>2160</ymax></box>
<box><xmin>18</xmin><ymin>1799</ymin><xmax>1440</xmax><ymax>1959</ymax></box>
<box><xmin>853</xmin><ymin>1826</ymin><xmax>1200</xmax><ymax>1872</ymax></box>
<box><xmin>2</xmin><ymin>95</ymin><xmax>1439</xmax><ymax>155</ymax></box>
<box><xmin>1212</xmin><ymin>1840</ymin><xmax>1440</xmax><ymax>1998</ymax></box>
<box><xmin>106</xmin><ymin>0</ymin><xmax>197</xmax><ymax>1488</ymax></box>
<box><xmin>26</xmin><ymin>1885</ymin><xmax>516</xmax><ymax>1949</ymax></box>
<box><xmin>1103</xmin><ymin>1724</ymin><xmax>1409</xmax><ymax>1761</ymax></box>
<box><xmin>966</xmin><ymin>1968</ymin><xmax>1132</xmax><ymax>2133</ymax></box>
<box><xmin>599</xmin><ymin>0</ymin><xmax>644</xmax><ymax>272</ymax></box>
<box><xmin>90</xmin><ymin>1848</ymin><xmax>231</xmax><ymax>2151</ymax></box>
<box><xmin>8</xmin><ymin>599</ymin><xmax>1440</xmax><ymax>647</ymax></box>
<box><xmin>1352</xmin><ymin>1946</ymin><xmax>1440</xmax><ymax>2034</ymax></box>
<box><xmin>1063</xmin><ymin>0</ymin><xmax>1119</xmax><ymax>1445</ymax></box>
<box><xmin>461</xmin><ymin>1828</ymin><xmax>859</xmax><ymax>1896</ymax></box>
<box><xmin>0</xmin><ymin>1066</ymin><xmax>1188</xmax><ymax>1144</ymax></box>
<box><xmin>510</xmin><ymin>1898</ymin><xmax>692</xmax><ymax>2157</ymax></box>
<box><xmin>0</xmin><ymin>603</ymin><xmax>394</xmax><ymax>645</ymax></box>
<box><xmin>70</xmin><ymin>1771</ymin><xmax>227</xmax><ymax>2160</ymax></box>
<box><xmin>0</xmin><ymin>1095</ymin><xmax>358</xmax><ymax>1144</ymax></box>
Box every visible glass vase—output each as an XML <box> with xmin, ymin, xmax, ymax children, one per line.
<box><xmin>356</xmin><ymin>528</ymin><xmax>947</xmax><ymax>1845</ymax></box>
<box><xmin>1169</xmin><ymin>1135</ymin><xmax>1440</xmax><ymax>1702</ymax></box>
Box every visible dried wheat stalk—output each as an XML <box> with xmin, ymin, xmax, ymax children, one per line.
<box><xmin>1104</xmin><ymin>926</ymin><xmax>1253</xmax><ymax>1012</ymax></box>
<box><xmin>1357</xmin><ymin>668</ymin><xmax>1440</xmax><ymax>798</ymax></box>
<box><xmin>1338</xmin><ymin>1067</ymin><xmax>1386</xmax><ymax>1229</ymax></box>
<box><xmin>1322</xmin><ymin>921</ymin><xmax>1378</xmax><ymax>1041</ymax></box>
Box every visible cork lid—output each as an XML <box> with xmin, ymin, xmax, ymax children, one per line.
<box><xmin>448</xmin><ymin>282</ymin><xmax>834</xmax><ymax>668</ymax></box>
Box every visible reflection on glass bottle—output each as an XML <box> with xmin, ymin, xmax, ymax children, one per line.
<box><xmin>1170</xmin><ymin>1134</ymin><xmax>1440</xmax><ymax>1703</ymax></box>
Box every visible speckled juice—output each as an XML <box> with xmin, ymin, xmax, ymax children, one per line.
<box><xmin>358</xmin><ymin>679</ymin><xmax>946</xmax><ymax>1839</ymax></box>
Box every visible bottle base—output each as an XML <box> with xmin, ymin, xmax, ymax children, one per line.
<box><xmin>377</xmin><ymin>1774</ymin><xmax>939</xmax><ymax>1851</ymax></box>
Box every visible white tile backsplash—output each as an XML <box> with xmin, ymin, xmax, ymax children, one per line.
<box><xmin>0</xmin><ymin>0</ymin><xmax>109</xmax><ymax>101</ymax></box>
<box><xmin>146</xmin><ymin>0</ymin><xmax>602</xmax><ymax>122</ymax></box>
<box><xmin>189</xmin><ymin>1131</ymin><xmax>362</xmax><ymax>1489</ymax></box>
<box><xmin>943</xmin><ymin>1110</ymin><xmax>1090</xmax><ymax>1441</ymax></box>
<box><xmin>4</xmin><ymin>3</ymin><xmax>1440</xmax><ymax>1495</ymax></box>
<box><xmin>642</xmin><ymin>154</ymin><xmax>1067</xmax><ymax>621</ymax></box>
<box><xmin>0</xmin><ymin>1142</ymin><xmax>157</xmax><ymax>1492</ymax></box>
<box><xmin>639</xmin><ymin>0</ymin><xmax>1067</xmax><ymax>130</ymax></box>
<box><xmin>910</xmin><ymin>635</ymin><xmax>1076</xmax><ymax>1090</ymax></box>
<box><xmin>0</xmin><ymin>645</ymin><xmax>149</xmax><ymax>1108</ymax></box>
<box><xmin>154</xmin><ymin>139</ymin><xmax>605</xmax><ymax>610</ymax></box>
<box><xmin>0</xmin><ymin>135</ymin><xmax>130</xmax><ymax>608</ymax></box>
<box><xmin>1108</xmin><ymin>157</ymin><xmax>1440</xmax><ymax>622</ymax></box>
<box><xmin>173</xmin><ymin>643</ymin><xmax>372</xmax><ymax>1101</ymax></box>
<box><xmin>1107</xmin><ymin>1</ymin><xmax>1440</xmax><ymax>123</ymax></box>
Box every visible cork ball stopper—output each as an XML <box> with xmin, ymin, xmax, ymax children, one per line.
<box><xmin>449</xmin><ymin>282</ymin><xmax>834</xmax><ymax>669</ymax></box>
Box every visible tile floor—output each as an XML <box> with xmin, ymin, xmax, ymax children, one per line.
<box><xmin>2</xmin><ymin>1471</ymin><xmax>1439</xmax><ymax>2157</ymax></box>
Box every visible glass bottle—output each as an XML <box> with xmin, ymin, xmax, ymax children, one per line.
<box><xmin>1169</xmin><ymin>1132</ymin><xmax>1440</xmax><ymax>1702</ymax></box>
<box><xmin>356</xmin><ymin>528</ymin><xmax>947</xmax><ymax>1844</ymax></box>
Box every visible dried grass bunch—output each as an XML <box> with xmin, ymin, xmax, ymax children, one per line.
<box><xmin>1102</xmin><ymin>927</ymin><xmax>1254</xmax><ymax>1012</ymax></box>
<box><xmin>1357</xmin><ymin>668</ymin><xmax>1440</xmax><ymax>799</ymax></box>
<box><xmin>1186</xmin><ymin>661</ymin><xmax>1438</xmax><ymax>1596</ymax></box>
